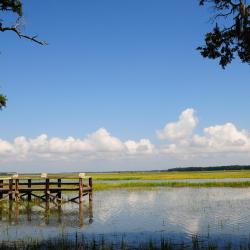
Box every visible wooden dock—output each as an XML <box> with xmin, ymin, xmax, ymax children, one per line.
<box><xmin>0</xmin><ymin>173</ymin><xmax>93</xmax><ymax>204</ymax></box>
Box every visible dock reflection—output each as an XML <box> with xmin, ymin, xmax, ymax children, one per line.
<box><xmin>0</xmin><ymin>200</ymin><xmax>93</xmax><ymax>228</ymax></box>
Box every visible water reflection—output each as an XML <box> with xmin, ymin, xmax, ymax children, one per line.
<box><xmin>1</xmin><ymin>188</ymin><xmax>250</xmax><ymax>245</ymax></box>
<box><xmin>0</xmin><ymin>199</ymin><xmax>93</xmax><ymax>228</ymax></box>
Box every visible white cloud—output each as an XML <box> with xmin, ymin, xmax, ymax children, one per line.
<box><xmin>0</xmin><ymin>139</ymin><xmax>13</xmax><ymax>155</ymax></box>
<box><xmin>192</xmin><ymin>123</ymin><xmax>250</xmax><ymax>153</ymax></box>
<box><xmin>155</xmin><ymin>109</ymin><xmax>250</xmax><ymax>155</ymax></box>
<box><xmin>125</xmin><ymin>139</ymin><xmax>155</xmax><ymax>154</ymax></box>
<box><xmin>156</xmin><ymin>108</ymin><xmax>198</xmax><ymax>141</ymax></box>
<box><xmin>1</xmin><ymin>108</ymin><xmax>250</xmax><ymax>171</ymax></box>
<box><xmin>0</xmin><ymin>128</ymin><xmax>155</xmax><ymax>165</ymax></box>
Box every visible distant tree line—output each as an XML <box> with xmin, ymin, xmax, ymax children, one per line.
<box><xmin>167</xmin><ymin>165</ymin><xmax>250</xmax><ymax>172</ymax></box>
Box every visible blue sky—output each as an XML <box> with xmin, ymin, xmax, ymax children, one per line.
<box><xmin>0</xmin><ymin>1</ymin><xmax>249</xmax><ymax>172</ymax></box>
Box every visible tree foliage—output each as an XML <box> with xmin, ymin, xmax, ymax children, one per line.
<box><xmin>198</xmin><ymin>0</ymin><xmax>250</xmax><ymax>68</ymax></box>
<box><xmin>0</xmin><ymin>0</ymin><xmax>46</xmax><ymax>110</ymax></box>
<box><xmin>0</xmin><ymin>94</ymin><xmax>7</xmax><ymax>110</ymax></box>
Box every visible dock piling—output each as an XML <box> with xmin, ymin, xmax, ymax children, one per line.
<box><xmin>9</xmin><ymin>179</ymin><xmax>13</xmax><ymax>201</ymax></box>
<box><xmin>58</xmin><ymin>179</ymin><xmax>61</xmax><ymax>200</ymax></box>
<box><xmin>45</xmin><ymin>178</ymin><xmax>50</xmax><ymax>202</ymax></box>
<box><xmin>89</xmin><ymin>177</ymin><xmax>93</xmax><ymax>201</ymax></box>
<box><xmin>0</xmin><ymin>180</ymin><xmax>3</xmax><ymax>199</ymax></box>
<box><xmin>14</xmin><ymin>178</ymin><xmax>20</xmax><ymax>201</ymax></box>
<box><xmin>79</xmin><ymin>177</ymin><xmax>83</xmax><ymax>203</ymax></box>
<box><xmin>28</xmin><ymin>179</ymin><xmax>32</xmax><ymax>201</ymax></box>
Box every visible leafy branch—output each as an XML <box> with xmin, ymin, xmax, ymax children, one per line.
<box><xmin>198</xmin><ymin>0</ymin><xmax>250</xmax><ymax>68</ymax></box>
<box><xmin>0</xmin><ymin>0</ymin><xmax>47</xmax><ymax>110</ymax></box>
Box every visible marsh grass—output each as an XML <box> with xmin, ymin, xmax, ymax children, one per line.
<box><xmin>3</xmin><ymin>170</ymin><xmax>250</xmax><ymax>181</ymax></box>
<box><xmin>2</xmin><ymin>170</ymin><xmax>250</xmax><ymax>192</ymax></box>
<box><xmin>90</xmin><ymin>170</ymin><xmax>250</xmax><ymax>181</ymax></box>
<box><xmin>93</xmin><ymin>181</ymin><xmax>250</xmax><ymax>191</ymax></box>
<box><xmin>0</xmin><ymin>233</ymin><xmax>250</xmax><ymax>250</ymax></box>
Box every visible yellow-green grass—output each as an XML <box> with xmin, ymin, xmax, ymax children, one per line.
<box><xmin>93</xmin><ymin>181</ymin><xmax>250</xmax><ymax>191</ymax></box>
<box><xmin>2</xmin><ymin>170</ymin><xmax>250</xmax><ymax>181</ymax></box>
<box><xmin>90</xmin><ymin>170</ymin><xmax>250</xmax><ymax>181</ymax></box>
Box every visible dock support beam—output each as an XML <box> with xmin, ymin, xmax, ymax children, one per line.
<box><xmin>89</xmin><ymin>177</ymin><xmax>93</xmax><ymax>202</ymax></box>
<box><xmin>45</xmin><ymin>178</ymin><xmax>50</xmax><ymax>201</ymax></box>
<box><xmin>28</xmin><ymin>179</ymin><xmax>32</xmax><ymax>201</ymax></box>
<box><xmin>58</xmin><ymin>179</ymin><xmax>61</xmax><ymax>200</ymax></box>
<box><xmin>15</xmin><ymin>178</ymin><xmax>20</xmax><ymax>201</ymax></box>
<box><xmin>0</xmin><ymin>180</ymin><xmax>3</xmax><ymax>199</ymax></box>
<box><xmin>9</xmin><ymin>179</ymin><xmax>13</xmax><ymax>201</ymax></box>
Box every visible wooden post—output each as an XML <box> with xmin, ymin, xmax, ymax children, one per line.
<box><xmin>58</xmin><ymin>179</ymin><xmax>61</xmax><ymax>200</ymax></box>
<box><xmin>0</xmin><ymin>202</ymin><xmax>2</xmax><ymax>220</ymax></box>
<box><xmin>0</xmin><ymin>180</ymin><xmax>3</xmax><ymax>199</ymax></box>
<box><xmin>89</xmin><ymin>177</ymin><xmax>93</xmax><ymax>202</ymax></box>
<box><xmin>79</xmin><ymin>178</ymin><xmax>83</xmax><ymax>203</ymax></box>
<box><xmin>28</xmin><ymin>179</ymin><xmax>32</xmax><ymax>201</ymax></box>
<box><xmin>9</xmin><ymin>179</ymin><xmax>13</xmax><ymax>201</ymax></box>
<box><xmin>45</xmin><ymin>178</ymin><xmax>50</xmax><ymax>201</ymax></box>
<box><xmin>15</xmin><ymin>178</ymin><xmax>20</xmax><ymax>201</ymax></box>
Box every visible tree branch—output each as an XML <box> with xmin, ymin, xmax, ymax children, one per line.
<box><xmin>0</xmin><ymin>23</ymin><xmax>47</xmax><ymax>45</ymax></box>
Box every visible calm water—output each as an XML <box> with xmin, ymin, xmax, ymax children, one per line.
<box><xmin>1</xmin><ymin>187</ymin><xmax>250</xmax><ymax>247</ymax></box>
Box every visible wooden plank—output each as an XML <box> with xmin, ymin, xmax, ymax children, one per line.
<box><xmin>17</xmin><ymin>182</ymin><xmax>79</xmax><ymax>186</ymax></box>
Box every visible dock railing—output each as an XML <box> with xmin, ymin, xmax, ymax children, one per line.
<box><xmin>0</xmin><ymin>173</ymin><xmax>93</xmax><ymax>204</ymax></box>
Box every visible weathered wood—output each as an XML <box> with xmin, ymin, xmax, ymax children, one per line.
<box><xmin>45</xmin><ymin>178</ymin><xmax>50</xmax><ymax>201</ymax></box>
<box><xmin>18</xmin><ymin>182</ymin><xmax>79</xmax><ymax>186</ymax></box>
<box><xmin>28</xmin><ymin>179</ymin><xmax>31</xmax><ymax>201</ymax></box>
<box><xmin>15</xmin><ymin>178</ymin><xmax>20</xmax><ymax>201</ymax></box>
<box><xmin>0</xmin><ymin>174</ymin><xmax>93</xmax><ymax>203</ymax></box>
<box><xmin>0</xmin><ymin>180</ymin><xmax>3</xmax><ymax>199</ymax></box>
<box><xmin>79</xmin><ymin>178</ymin><xmax>83</xmax><ymax>203</ymax></box>
<box><xmin>89</xmin><ymin>177</ymin><xmax>93</xmax><ymax>202</ymax></box>
<box><xmin>9</xmin><ymin>179</ymin><xmax>13</xmax><ymax>201</ymax></box>
<box><xmin>58</xmin><ymin>179</ymin><xmax>61</xmax><ymax>200</ymax></box>
<box><xmin>30</xmin><ymin>192</ymin><xmax>47</xmax><ymax>202</ymax></box>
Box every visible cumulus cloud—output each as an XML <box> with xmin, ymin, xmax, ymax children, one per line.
<box><xmin>157</xmin><ymin>111</ymin><xmax>250</xmax><ymax>156</ymax></box>
<box><xmin>0</xmin><ymin>128</ymin><xmax>155</xmax><ymax>164</ymax></box>
<box><xmin>125</xmin><ymin>139</ymin><xmax>155</xmax><ymax>154</ymax></box>
<box><xmin>156</xmin><ymin>108</ymin><xmax>198</xmax><ymax>141</ymax></box>
<box><xmin>1</xmin><ymin>108</ymin><xmax>250</xmax><ymax>170</ymax></box>
<box><xmin>192</xmin><ymin>123</ymin><xmax>250</xmax><ymax>152</ymax></box>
